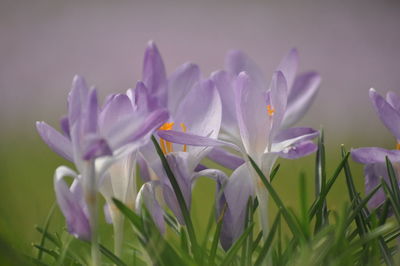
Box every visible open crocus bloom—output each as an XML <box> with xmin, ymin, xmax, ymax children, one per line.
<box><xmin>36</xmin><ymin>75</ymin><xmax>168</xmax><ymax>180</ymax></box>
<box><xmin>36</xmin><ymin>75</ymin><xmax>169</xmax><ymax>240</ymax></box>
<box><xmin>207</xmin><ymin>49</ymin><xmax>321</xmax><ymax>169</ymax></box>
<box><xmin>136</xmin><ymin>41</ymin><xmax>203</xmax><ymax>181</ymax></box>
<box><xmin>158</xmin><ymin>69</ymin><xmax>319</xmax><ymax>241</ymax></box>
<box><xmin>352</xmin><ymin>89</ymin><xmax>400</xmax><ymax>209</ymax></box>
<box><xmin>137</xmin><ymin>77</ymin><xmax>222</xmax><ymax>228</ymax></box>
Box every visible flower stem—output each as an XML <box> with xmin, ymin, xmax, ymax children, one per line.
<box><xmin>85</xmin><ymin>161</ymin><xmax>101</xmax><ymax>266</ymax></box>
<box><xmin>113</xmin><ymin>214</ymin><xmax>124</xmax><ymax>258</ymax></box>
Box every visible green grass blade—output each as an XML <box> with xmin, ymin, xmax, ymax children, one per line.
<box><xmin>151</xmin><ymin>136</ymin><xmax>199</xmax><ymax>259</ymax></box>
<box><xmin>35</xmin><ymin>226</ymin><xmax>61</xmax><ymax>248</ymax></box>
<box><xmin>270</xmin><ymin>163</ymin><xmax>280</xmax><ymax>183</ymax></box>
<box><xmin>309</xmin><ymin>152</ymin><xmax>350</xmax><ymax>219</ymax></box>
<box><xmin>254</xmin><ymin>212</ymin><xmax>281</xmax><ymax>266</ymax></box>
<box><xmin>99</xmin><ymin>244</ymin><xmax>127</xmax><ymax>266</ymax></box>
<box><xmin>209</xmin><ymin>204</ymin><xmax>226</xmax><ymax>266</ymax></box>
<box><xmin>315</xmin><ymin>130</ymin><xmax>328</xmax><ymax>231</ymax></box>
<box><xmin>220</xmin><ymin>224</ymin><xmax>254</xmax><ymax>266</ymax></box>
<box><xmin>385</xmin><ymin>157</ymin><xmax>400</xmax><ymax>204</ymax></box>
<box><xmin>345</xmin><ymin>184</ymin><xmax>381</xmax><ymax>227</ymax></box>
<box><xmin>36</xmin><ymin>203</ymin><xmax>56</xmax><ymax>260</ymax></box>
<box><xmin>248</xmin><ymin>155</ymin><xmax>304</xmax><ymax>240</ymax></box>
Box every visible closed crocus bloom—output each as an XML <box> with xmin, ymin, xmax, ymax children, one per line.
<box><xmin>352</xmin><ymin>89</ymin><xmax>400</xmax><ymax>209</ymax></box>
<box><xmin>54</xmin><ymin>166</ymin><xmax>91</xmax><ymax>241</ymax></box>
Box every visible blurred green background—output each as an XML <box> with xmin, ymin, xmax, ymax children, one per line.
<box><xmin>1</xmin><ymin>0</ymin><xmax>400</xmax><ymax>263</ymax></box>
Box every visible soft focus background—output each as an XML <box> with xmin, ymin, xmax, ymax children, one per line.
<box><xmin>1</xmin><ymin>0</ymin><xmax>400</xmax><ymax>262</ymax></box>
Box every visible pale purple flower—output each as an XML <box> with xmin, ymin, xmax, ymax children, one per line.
<box><xmin>207</xmin><ymin>49</ymin><xmax>321</xmax><ymax>170</ymax></box>
<box><xmin>158</xmin><ymin>50</ymin><xmax>320</xmax><ymax>244</ymax></box>
<box><xmin>54</xmin><ymin>166</ymin><xmax>91</xmax><ymax>241</ymax></box>
<box><xmin>137</xmin><ymin>77</ymin><xmax>222</xmax><ymax>226</ymax></box>
<box><xmin>36</xmin><ymin>75</ymin><xmax>169</xmax><ymax>177</ymax></box>
<box><xmin>352</xmin><ymin>88</ymin><xmax>400</xmax><ymax>209</ymax></box>
<box><xmin>36</xmin><ymin>75</ymin><xmax>169</xmax><ymax>241</ymax></box>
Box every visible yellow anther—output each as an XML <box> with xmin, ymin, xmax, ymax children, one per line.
<box><xmin>396</xmin><ymin>143</ymin><xmax>400</xmax><ymax>150</ymax></box>
<box><xmin>159</xmin><ymin>122</ymin><xmax>175</xmax><ymax>131</ymax></box>
<box><xmin>180</xmin><ymin>123</ymin><xmax>187</xmax><ymax>152</ymax></box>
<box><xmin>267</xmin><ymin>105</ymin><xmax>275</xmax><ymax>117</ymax></box>
<box><xmin>158</xmin><ymin>122</ymin><xmax>189</xmax><ymax>154</ymax></box>
<box><xmin>159</xmin><ymin>122</ymin><xmax>175</xmax><ymax>154</ymax></box>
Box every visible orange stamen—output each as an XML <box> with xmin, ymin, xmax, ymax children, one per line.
<box><xmin>396</xmin><ymin>143</ymin><xmax>400</xmax><ymax>150</ymax></box>
<box><xmin>159</xmin><ymin>122</ymin><xmax>175</xmax><ymax>154</ymax></box>
<box><xmin>267</xmin><ymin>105</ymin><xmax>275</xmax><ymax>117</ymax></box>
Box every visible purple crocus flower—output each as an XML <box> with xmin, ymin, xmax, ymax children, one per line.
<box><xmin>352</xmin><ymin>88</ymin><xmax>400</xmax><ymax>209</ymax></box>
<box><xmin>158</xmin><ymin>52</ymin><xmax>319</xmax><ymax>245</ymax></box>
<box><xmin>137</xmin><ymin>77</ymin><xmax>222</xmax><ymax>227</ymax></box>
<box><xmin>136</xmin><ymin>41</ymin><xmax>202</xmax><ymax>182</ymax></box>
<box><xmin>131</xmin><ymin>42</ymin><xmax>224</xmax><ymax>229</ymax></box>
<box><xmin>207</xmin><ymin>49</ymin><xmax>321</xmax><ymax>170</ymax></box>
<box><xmin>54</xmin><ymin>166</ymin><xmax>91</xmax><ymax>241</ymax></box>
<box><xmin>36</xmin><ymin>76</ymin><xmax>168</xmax><ymax>244</ymax></box>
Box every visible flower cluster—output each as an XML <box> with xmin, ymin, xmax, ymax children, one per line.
<box><xmin>37</xmin><ymin>41</ymin><xmax>323</xmax><ymax>263</ymax></box>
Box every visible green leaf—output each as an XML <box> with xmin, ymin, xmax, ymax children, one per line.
<box><xmin>248</xmin><ymin>155</ymin><xmax>304</xmax><ymax>240</ymax></box>
<box><xmin>36</xmin><ymin>203</ymin><xmax>56</xmax><ymax>260</ymax></box>
<box><xmin>99</xmin><ymin>244</ymin><xmax>127</xmax><ymax>266</ymax></box>
<box><xmin>309</xmin><ymin>152</ymin><xmax>350</xmax><ymax>220</ymax></box>
<box><xmin>112</xmin><ymin>198</ymin><xmax>145</xmax><ymax>240</ymax></box>
<box><xmin>314</xmin><ymin>130</ymin><xmax>328</xmax><ymax>231</ymax></box>
<box><xmin>220</xmin><ymin>224</ymin><xmax>254</xmax><ymax>266</ymax></box>
<box><xmin>209</xmin><ymin>203</ymin><xmax>226</xmax><ymax>266</ymax></box>
<box><xmin>151</xmin><ymin>136</ymin><xmax>199</xmax><ymax>259</ymax></box>
<box><xmin>254</xmin><ymin>211</ymin><xmax>281</xmax><ymax>266</ymax></box>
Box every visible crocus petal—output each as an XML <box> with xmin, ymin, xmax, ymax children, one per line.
<box><xmin>54</xmin><ymin>166</ymin><xmax>91</xmax><ymax>241</ymax></box>
<box><xmin>207</xmin><ymin>148</ymin><xmax>245</xmax><ymax>170</ymax></box>
<box><xmin>225</xmin><ymin>50</ymin><xmax>267</xmax><ymax>92</ymax></box>
<box><xmin>68</xmin><ymin>75</ymin><xmax>89</xmax><ymax>126</ymax></box>
<box><xmin>364</xmin><ymin>163</ymin><xmax>389</xmax><ymax>210</ymax></box>
<box><xmin>136</xmin><ymin>181</ymin><xmax>166</xmax><ymax>233</ymax></box>
<box><xmin>211</xmin><ymin>70</ymin><xmax>239</xmax><ymax>139</ymax></box>
<box><xmin>387</xmin><ymin>91</ymin><xmax>400</xmax><ymax>113</ymax></box>
<box><xmin>83</xmin><ymin>137</ymin><xmax>113</xmax><ymax>160</ymax></box>
<box><xmin>220</xmin><ymin>164</ymin><xmax>254</xmax><ymax>250</ymax></box>
<box><xmin>174</xmin><ymin>79</ymin><xmax>222</xmax><ymax>163</ymax></box>
<box><xmin>282</xmin><ymin>72</ymin><xmax>321</xmax><ymax>129</ymax></box>
<box><xmin>277</xmin><ymin>48</ymin><xmax>299</xmax><ymax>89</ymax></box>
<box><xmin>100</xmin><ymin>152</ymin><xmax>137</xmax><ymax>208</ymax></box>
<box><xmin>268</xmin><ymin>71</ymin><xmax>288</xmax><ymax>141</ymax></box>
<box><xmin>168</xmin><ymin>63</ymin><xmax>201</xmax><ymax>116</ymax></box>
<box><xmin>157</xmin><ymin>130</ymin><xmax>239</xmax><ymax>151</ymax></box>
<box><xmin>277</xmin><ymin>140</ymin><xmax>317</xmax><ymax>159</ymax></box>
<box><xmin>36</xmin><ymin>121</ymin><xmax>73</xmax><ymax>161</ymax></box>
<box><xmin>234</xmin><ymin>72</ymin><xmax>269</xmax><ymax>159</ymax></box>
<box><xmin>165</xmin><ymin>152</ymin><xmax>192</xmax><ymax>202</ymax></box>
<box><xmin>142</xmin><ymin>41</ymin><xmax>167</xmax><ymax>107</ymax></box>
<box><xmin>128</xmin><ymin>81</ymin><xmax>158</xmax><ymax>114</ymax></box>
<box><xmin>137</xmin><ymin>154</ymin><xmax>151</xmax><ymax>182</ymax></box>
<box><xmin>82</xmin><ymin>88</ymin><xmax>99</xmax><ymax>135</ymax></box>
<box><xmin>106</xmin><ymin>108</ymin><xmax>169</xmax><ymax>151</ymax></box>
<box><xmin>99</xmin><ymin>94</ymin><xmax>134</xmax><ymax>136</ymax></box>
<box><xmin>370</xmin><ymin>88</ymin><xmax>400</xmax><ymax>140</ymax></box>
<box><xmin>60</xmin><ymin>116</ymin><xmax>70</xmax><ymax>138</ymax></box>
<box><xmin>271</xmin><ymin>127</ymin><xmax>319</xmax><ymax>152</ymax></box>
<box><xmin>351</xmin><ymin>147</ymin><xmax>400</xmax><ymax>164</ymax></box>
<box><xmin>103</xmin><ymin>203</ymin><xmax>113</xmax><ymax>224</ymax></box>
